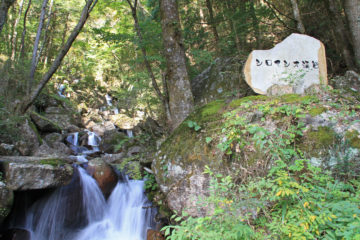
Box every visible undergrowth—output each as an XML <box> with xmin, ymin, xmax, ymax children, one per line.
<box><xmin>163</xmin><ymin>96</ymin><xmax>360</xmax><ymax>240</ymax></box>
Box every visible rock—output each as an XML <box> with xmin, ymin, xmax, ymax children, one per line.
<box><xmin>100</xmin><ymin>153</ymin><xmax>125</xmax><ymax>164</ymax></box>
<box><xmin>44</xmin><ymin>106</ymin><xmax>66</xmax><ymax>114</ymax></box>
<box><xmin>147</xmin><ymin>229</ymin><xmax>165</xmax><ymax>240</ymax></box>
<box><xmin>136</xmin><ymin>117</ymin><xmax>163</xmax><ymax>137</ymax></box>
<box><xmin>0</xmin><ymin>156</ymin><xmax>73</xmax><ymax>190</ymax></box>
<box><xmin>331</xmin><ymin>70</ymin><xmax>360</xmax><ymax>91</ymax></box>
<box><xmin>86</xmin><ymin>158</ymin><xmax>118</xmax><ymax>198</ymax></box>
<box><xmin>0</xmin><ymin>228</ymin><xmax>31</xmax><ymax>240</ymax></box>
<box><xmin>153</xmin><ymin>93</ymin><xmax>360</xmax><ymax>217</ymax></box>
<box><xmin>67</xmin><ymin>124</ymin><xmax>80</xmax><ymax>133</ymax></box>
<box><xmin>44</xmin><ymin>133</ymin><xmax>64</xmax><ymax>146</ymax></box>
<box><xmin>30</xmin><ymin>112</ymin><xmax>63</xmax><ymax>133</ymax></box>
<box><xmin>0</xmin><ymin>143</ymin><xmax>16</xmax><ymax>156</ymax></box>
<box><xmin>191</xmin><ymin>56</ymin><xmax>252</xmax><ymax>105</ymax></box>
<box><xmin>244</xmin><ymin>33</ymin><xmax>328</xmax><ymax>95</ymax></box>
<box><xmin>15</xmin><ymin>119</ymin><xmax>41</xmax><ymax>156</ymax></box>
<box><xmin>127</xmin><ymin>146</ymin><xmax>142</xmax><ymax>157</ymax></box>
<box><xmin>266</xmin><ymin>84</ymin><xmax>294</xmax><ymax>96</ymax></box>
<box><xmin>0</xmin><ymin>182</ymin><xmax>13</xmax><ymax>225</ymax></box>
<box><xmin>33</xmin><ymin>142</ymin><xmax>72</xmax><ymax>157</ymax></box>
<box><xmin>99</xmin><ymin>130</ymin><xmax>127</xmax><ymax>154</ymax></box>
<box><xmin>110</xmin><ymin>114</ymin><xmax>138</xmax><ymax>129</ymax></box>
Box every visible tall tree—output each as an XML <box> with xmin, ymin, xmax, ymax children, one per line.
<box><xmin>20</xmin><ymin>0</ymin><xmax>98</xmax><ymax>113</ymax></box>
<box><xmin>343</xmin><ymin>0</ymin><xmax>360</xmax><ymax>69</ymax></box>
<box><xmin>325</xmin><ymin>0</ymin><xmax>355</xmax><ymax>69</ymax></box>
<box><xmin>126</xmin><ymin>0</ymin><xmax>171</xmax><ymax>122</ymax></box>
<box><xmin>205</xmin><ymin>0</ymin><xmax>219</xmax><ymax>52</ymax></box>
<box><xmin>19</xmin><ymin>0</ymin><xmax>31</xmax><ymax>60</ymax></box>
<box><xmin>0</xmin><ymin>0</ymin><xmax>16</xmax><ymax>33</ymax></box>
<box><xmin>290</xmin><ymin>0</ymin><xmax>305</xmax><ymax>33</ymax></box>
<box><xmin>10</xmin><ymin>0</ymin><xmax>24</xmax><ymax>61</ymax></box>
<box><xmin>28</xmin><ymin>0</ymin><xmax>49</xmax><ymax>94</ymax></box>
<box><xmin>160</xmin><ymin>0</ymin><xmax>194</xmax><ymax>129</ymax></box>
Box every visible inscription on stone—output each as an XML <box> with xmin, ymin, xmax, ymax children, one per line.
<box><xmin>243</xmin><ymin>34</ymin><xmax>327</xmax><ymax>95</ymax></box>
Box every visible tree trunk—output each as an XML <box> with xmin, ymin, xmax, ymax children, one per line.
<box><xmin>37</xmin><ymin>0</ymin><xmax>53</xmax><ymax>67</ymax></box>
<box><xmin>28</xmin><ymin>0</ymin><xmax>49</xmax><ymax>95</ymax></box>
<box><xmin>0</xmin><ymin>0</ymin><xmax>16</xmax><ymax>33</ymax></box>
<box><xmin>19</xmin><ymin>0</ymin><xmax>31</xmax><ymax>60</ymax></box>
<box><xmin>20</xmin><ymin>0</ymin><xmax>98</xmax><ymax>113</ymax></box>
<box><xmin>290</xmin><ymin>0</ymin><xmax>306</xmax><ymax>33</ymax></box>
<box><xmin>325</xmin><ymin>0</ymin><xmax>355</xmax><ymax>69</ymax></box>
<box><xmin>249</xmin><ymin>0</ymin><xmax>260</xmax><ymax>48</ymax></box>
<box><xmin>160</xmin><ymin>0</ymin><xmax>194</xmax><ymax>129</ymax></box>
<box><xmin>126</xmin><ymin>0</ymin><xmax>172</xmax><ymax>122</ymax></box>
<box><xmin>344</xmin><ymin>0</ymin><xmax>360</xmax><ymax>69</ymax></box>
<box><xmin>205</xmin><ymin>0</ymin><xmax>219</xmax><ymax>51</ymax></box>
<box><xmin>10</xmin><ymin>0</ymin><xmax>24</xmax><ymax>61</ymax></box>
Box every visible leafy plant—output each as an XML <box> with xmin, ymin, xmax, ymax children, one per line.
<box><xmin>186</xmin><ymin>120</ymin><xmax>201</xmax><ymax>131</ymax></box>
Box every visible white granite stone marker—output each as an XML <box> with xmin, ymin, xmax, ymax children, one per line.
<box><xmin>244</xmin><ymin>33</ymin><xmax>327</xmax><ymax>95</ymax></box>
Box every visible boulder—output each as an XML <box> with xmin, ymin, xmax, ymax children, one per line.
<box><xmin>191</xmin><ymin>56</ymin><xmax>252</xmax><ymax>105</ymax></box>
<box><xmin>99</xmin><ymin>130</ymin><xmax>128</xmax><ymax>154</ymax></box>
<box><xmin>0</xmin><ymin>156</ymin><xmax>73</xmax><ymax>190</ymax></box>
<box><xmin>33</xmin><ymin>142</ymin><xmax>72</xmax><ymax>157</ymax></box>
<box><xmin>0</xmin><ymin>143</ymin><xmax>16</xmax><ymax>156</ymax></box>
<box><xmin>0</xmin><ymin>182</ymin><xmax>13</xmax><ymax>225</ymax></box>
<box><xmin>244</xmin><ymin>33</ymin><xmax>327</xmax><ymax>95</ymax></box>
<box><xmin>15</xmin><ymin>119</ymin><xmax>41</xmax><ymax>156</ymax></box>
<box><xmin>86</xmin><ymin>158</ymin><xmax>118</xmax><ymax>198</ymax></box>
<box><xmin>110</xmin><ymin>114</ymin><xmax>138</xmax><ymax>129</ymax></box>
<box><xmin>153</xmin><ymin>92</ymin><xmax>360</xmax><ymax>217</ymax></box>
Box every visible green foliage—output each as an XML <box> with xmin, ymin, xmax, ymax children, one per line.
<box><xmin>185</xmin><ymin>120</ymin><xmax>201</xmax><ymax>132</ymax></box>
<box><xmin>144</xmin><ymin>171</ymin><xmax>158</xmax><ymax>192</ymax></box>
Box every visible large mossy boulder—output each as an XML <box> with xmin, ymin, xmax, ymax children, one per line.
<box><xmin>191</xmin><ymin>56</ymin><xmax>253</xmax><ymax>105</ymax></box>
<box><xmin>152</xmin><ymin>89</ymin><xmax>360</xmax><ymax>217</ymax></box>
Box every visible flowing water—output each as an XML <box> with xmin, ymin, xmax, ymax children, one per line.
<box><xmin>16</xmin><ymin>167</ymin><xmax>155</xmax><ymax>240</ymax></box>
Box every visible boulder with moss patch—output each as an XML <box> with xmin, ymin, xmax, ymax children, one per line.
<box><xmin>153</xmin><ymin>91</ymin><xmax>360</xmax><ymax>217</ymax></box>
<box><xmin>0</xmin><ymin>156</ymin><xmax>73</xmax><ymax>190</ymax></box>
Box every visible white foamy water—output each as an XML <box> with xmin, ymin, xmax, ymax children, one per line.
<box><xmin>18</xmin><ymin>167</ymin><xmax>155</xmax><ymax>240</ymax></box>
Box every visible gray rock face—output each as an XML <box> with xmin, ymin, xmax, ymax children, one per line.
<box><xmin>244</xmin><ymin>33</ymin><xmax>328</xmax><ymax>95</ymax></box>
<box><xmin>15</xmin><ymin>119</ymin><xmax>41</xmax><ymax>156</ymax></box>
<box><xmin>0</xmin><ymin>181</ymin><xmax>14</xmax><ymax>224</ymax></box>
<box><xmin>191</xmin><ymin>56</ymin><xmax>252</xmax><ymax>105</ymax></box>
<box><xmin>0</xmin><ymin>156</ymin><xmax>73</xmax><ymax>190</ymax></box>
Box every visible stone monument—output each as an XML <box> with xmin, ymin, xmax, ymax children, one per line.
<box><xmin>243</xmin><ymin>33</ymin><xmax>327</xmax><ymax>95</ymax></box>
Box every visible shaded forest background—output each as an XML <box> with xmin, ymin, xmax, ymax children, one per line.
<box><xmin>0</xmin><ymin>0</ymin><xmax>358</xmax><ymax>126</ymax></box>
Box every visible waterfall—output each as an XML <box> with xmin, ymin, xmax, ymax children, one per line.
<box><xmin>14</xmin><ymin>167</ymin><xmax>155</xmax><ymax>240</ymax></box>
<box><xmin>66</xmin><ymin>132</ymin><xmax>79</xmax><ymax>146</ymax></box>
<box><xmin>75</xmin><ymin>176</ymin><xmax>155</xmax><ymax>240</ymax></box>
<box><xmin>126</xmin><ymin>130</ymin><xmax>134</xmax><ymax>138</ymax></box>
<box><xmin>105</xmin><ymin>94</ymin><xmax>119</xmax><ymax>115</ymax></box>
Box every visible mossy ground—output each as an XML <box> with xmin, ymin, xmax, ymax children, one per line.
<box><xmin>345</xmin><ymin>130</ymin><xmax>360</xmax><ymax>149</ymax></box>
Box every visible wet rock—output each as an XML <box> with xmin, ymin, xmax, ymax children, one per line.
<box><xmin>100</xmin><ymin>153</ymin><xmax>125</xmax><ymax>164</ymax></box>
<box><xmin>87</xmin><ymin>158</ymin><xmax>118</xmax><ymax>198</ymax></box>
<box><xmin>0</xmin><ymin>228</ymin><xmax>31</xmax><ymax>240</ymax></box>
<box><xmin>0</xmin><ymin>156</ymin><xmax>73</xmax><ymax>190</ymax></box>
<box><xmin>0</xmin><ymin>143</ymin><xmax>16</xmax><ymax>156</ymax></box>
<box><xmin>0</xmin><ymin>182</ymin><xmax>14</xmax><ymax>225</ymax></box>
<box><xmin>99</xmin><ymin>130</ymin><xmax>127</xmax><ymax>154</ymax></box>
<box><xmin>147</xmin><ymin>229</ymin><xmax>165</xmax><ymax>240</ymax></box>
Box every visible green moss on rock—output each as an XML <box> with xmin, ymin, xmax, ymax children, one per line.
<box><xmin>345</xmin><ymin>130</ymin><xmax>360</xmax><ymax>149</ymax></box>
<box><xmin>308</xmin><ymin>106</ymin><xmax>327</xmax><ymax>117</ymax></box>
<box><xmin>39</xmin><ymin>158</ymin><xmax>66</xmax><ymax>166</ymax></box>
<box><xmin>300</xmin><ymin>127</ymin><xmax>336</xmax><ymax>157</ymax></box>
<box><xmin>229</xmin><ymin>95</ymin><xmax>268</xmax><ymax>108</ymax></box>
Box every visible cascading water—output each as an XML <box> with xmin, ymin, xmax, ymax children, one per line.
<box><xmin>105</xmin><ymin>94</ymin><xmax>120</xmax><ymax>115</ymax></box>
<box><xmin>13</xmin><ymin>167</ymin><xmax>156</xmax><ymax>240</ymax></box>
